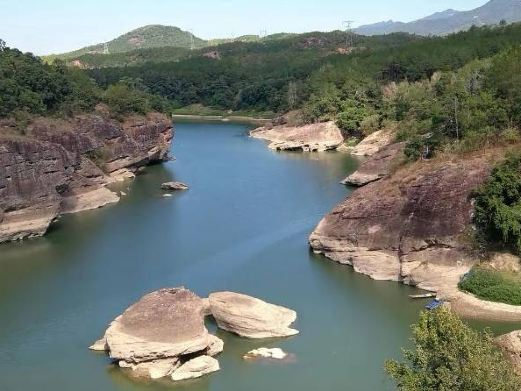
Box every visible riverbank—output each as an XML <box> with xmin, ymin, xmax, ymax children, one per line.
<box><xmin>0</xmin><ymin>110</ymin><xmax>173</xmax><ymax>244</ymax></box>
<box><xmin>172</xmin><ymin>114</ymin><xmax>272</xmax><ymax>125</ymax></box>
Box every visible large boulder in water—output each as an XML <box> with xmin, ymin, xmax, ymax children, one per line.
<box><xmin>209</xmin><ymin>292</ymin><xmax>299</xmax><ymax>338</ymax></box>
<box><xmin>171</xmin><ymin>356</ymin><xmax>220</xmax><ymax>381</ymax></box>
<box><xmin>104</xmin><ymin>288</ymin><xmax>211</xmax><ymax>363</ymax></box>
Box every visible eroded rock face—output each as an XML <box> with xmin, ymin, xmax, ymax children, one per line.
<box><xmin>343</xmin><ymin>142</ymin><xmax>404</xmax><ymax>186</ymax></box>
<box><xmin>250</xmin><ymin>121</ymin><xmax>344</xmax><ymax>152</ymax></box>
<box><xmin>310</xmin><ymin>156</ymin><xmax>491</xmax><ymax>286</ymax></box>
<box><xmin>350</xmin><ymin>128</ymin><xmax>395</xmax><ymax>156</ymax></box>
<box><xmin>496</xmin><ymin>331</ymin><xmax>521</xmax><ymax>375</ymax></box>
<box><xmin>209</xmin><ymin>292</ymin><xmax>299</xmax><ymax>338</ymax></box>
<box><xmin>0</xmin><ymin>112</ymin><xmax>173</xmax><ymax>243</ymax></box>
<box><xmin>161</xmin><ymin>182</ymin><xmax>189</xmax><ymax>191</ymax></box>
<box><xmin>104</xmin><ymin>288</ymin><xmax>211</xmax><ymax>363</ymax></box>
<box><xmin>170</xmin><ymin>356</ymin><xmax>220</xmax><ymax>382</ymax></box>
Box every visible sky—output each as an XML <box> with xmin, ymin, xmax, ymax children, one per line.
<box><xmin>0</xmin><ymin>0</ymin><xmax>488</xmax><ymax>55</ymax></box>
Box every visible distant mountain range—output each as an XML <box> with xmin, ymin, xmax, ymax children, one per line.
<box><xmin>356</xmin><ymin>0</ymin><xmax>521</xmax><ymax>36</ymax></box>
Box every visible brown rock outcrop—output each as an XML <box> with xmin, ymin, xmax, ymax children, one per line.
<box><xmin>342</xmin><ymin>142</ymin><xmax>404</xmax><ymax>186</ymax></box>
<box><xmin>350</xmin><ymin>127</ymin><xmax>395</xmax><ymax>156</ymax></box>
<box><xmin>0</xmin><ymin>112</ymin><xmax>173</xmax><ymax>243</ymax></box>
<box><xmin>311</xmin><ymin>156</ymin><xmax>490</xmax><ymax>284</ymax></box>
<box><xmin>496</xmin><ymin>331</ymin><xmax>521</xmax><ymax>375</ymax></box>
<box><xmin>250</xmin><ymin>121</ymin><xmax>344</xmax><ymax>152</ymax></box>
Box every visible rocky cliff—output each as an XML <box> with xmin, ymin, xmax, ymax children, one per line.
<box><xmin>0</xmin><ymin>111</ymin><xmax>173</xmax><ymax>243</ymax></box>
<box><xmin>311</xmin><ymin>153</ymin><xmax>521</xmax><ymax>320</ymax></box>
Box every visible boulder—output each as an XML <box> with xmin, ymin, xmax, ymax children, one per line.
<box><xmin>350</xmin><ymin>128</ymin><xmax>395</xmax><ymax>156</ymax></box>
<box><xmin>102</xmin><ymin>288</ymin><xmax>211</xmax><ymax>363</ymax></box>
<box><xmin>243</xmin><ymin>347</ymin><xmax>288</xmax><ymax>360</ymax></box>
<box><xmin>342</xmin><ymin>143</ymin><xmax>404</xmax><ymax>186</ymax></box>
<box><xmin>496</xmin><ymin>331</ymin><xmax>521</xmax><ymax>375</ymax></box>
<box><xmin>171</xmin><ymin>356</ymin><xmax>220</xmax><ymax>381</ymax></box>
<box><xmin>161</xmin><ymin>182</ymin><xmax>189</xmax><ymax>191</ymax></box>
<box><xmin>206</xmin><ymin>335</ymin><xmax>224</xmax><ymax>356</ymax></box>
<box><xmin>119</xmin><ymin>358</ymin><xmax>180</xmax><ymax>379</ymax></box>
<box><xmin>250</xmin><ymin>121</ymin><xmax>344</xmax><ymax>152</ymax></box>
<box><xmin>209</xmin><ymin>292</ymin><xmax>299</xmax><ymax>338</ymax></box>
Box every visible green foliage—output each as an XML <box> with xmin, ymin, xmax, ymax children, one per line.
<box><xmin>474</xmin><ymin>152</ymin><xmax>521</xmax><ymax>253</ymax></box>
<box><xmin>459</xmin><ymin>266</ymin><xmax>521</xmax><ymax>305</ymax></box>
<box><xmin>385</xmin><ymin>308</ymin><xmax>521</xmax><ymax>391</ymax></box>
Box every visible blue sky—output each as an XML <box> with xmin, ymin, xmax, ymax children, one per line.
<box><xmin>0</xmin><ymin>0</ymin><xmax>488</xmax><ymax>55</ymax></box>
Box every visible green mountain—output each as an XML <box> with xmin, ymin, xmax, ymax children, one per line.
<box><xmin>356</xmin><ymin>0</ymin><xmax>521</xmax><ymax>36</ymax></box>
<box><xmin>50</xmin><ymin>25</ymin><xmax>206</xmax><ymax>60</ymax></box>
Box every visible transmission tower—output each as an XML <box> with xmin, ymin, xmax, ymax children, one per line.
<box><xmin>260</xmin><ymin>29</ymin><xmax>268</xmax><ymax>39</ymax></box>
<box><xmin>189</xmin><ymin>30</ymin><xmax>195</xmax><ymax>50</ymax></box>
<box><xmin>342</xmin><ymin>20</ymin><xmax>355</xmax><ymax>50</ymax></box>
<box><xmin>103</xmin><ymin>42</ymin><xmax>109</xmax><ymax>54</ymax></box>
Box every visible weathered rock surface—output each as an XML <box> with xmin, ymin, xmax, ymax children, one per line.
<box><xmin>94</xmin><ymin>287</ymin><xmax>223</xmax><ymax>382</ymax></box>
<box><xmin>250</xmin><ymin>121</ymin><xmax>344</xmax><ymax>152</ymax></box>
<box><xmin>350</xmin><ymin>128</ymin><xmax>395</xmax><ymax>156</ymax></box>
<box><xmin>104</xmin><ymin>288</ymin><xmax>211</xmax><ymax>363</ymax></box>
<box><xmin>0</xmin><ymin>112</ymin><xmax>173</xmax><ymax>243</ymax></box>
<box><xmin>209</xmin><ymin>292</ymin><xmax>299</xmax><ymax>338</ymax></box>
<box><xmin>496</xmin><ymin>330</ymin><xmax>521</xmax><ymax>375</ymax></box>
<box><xmin>161</xmin><ymin>182</ymin><xmax>189</xmax><ymax>191</ymax></box>
<box><xmin>311</xmin><ymin>156</ymin><xmax>490</xmax><ymax>286</ymax></box>
<box><xmin>243</xmin><ymin>347</ymin><xmax>288</xmax><ymax>360</ymax></box>
<box><xmin>342</xmin><ymin>142</ymin><xmax>404</xmax><ymax>186</ymax></box>
<box><xmin>170</xmin><ymin>356</ymin><xmax>220</xmax><ymax>381</ymax></box>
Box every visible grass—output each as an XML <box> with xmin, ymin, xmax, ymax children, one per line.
<box><xmin>459</xmin><ymin>266</ymin><xmax>521</xmax><ymax>306</ymax></box>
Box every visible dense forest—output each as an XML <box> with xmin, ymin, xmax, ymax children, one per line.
<box><xmin>0</xmin><ymin>39</ymin><xmax>171</xmax><ymax>125</ymax></box>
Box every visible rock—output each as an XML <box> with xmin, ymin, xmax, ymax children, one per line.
<box><xmin>89</xmin><ymin>338</ymin><xmax>108</xmax><ymax>352</ymax></box>
<box><xmin>243</xmin><ymin>347</ymin><xmax>288</xmax><ymax>360</ymax></box>
<box><xmin>161</xmin><ymin>182</ymin><xmax>189</xmax><ymax>191</ymax></box>
<box><xmin>171</xmin><ymin>356</ymin><xmax>220</xmax><ymax>381</ymax></box>
<box><xmin>250</xmin><ymin>121</ymin><xmax>344</xmax><ymax>152</ymax></box>
<box><xmin>102</xmin><ymin>288</ymin><xmax>212</xmax><ymax>363</ymax></box>
<box><xmin>0</xmin><ymin>112</ymin><xmax>173</xmax><ymax>244</ymax></box>
<box><xmin>310</xmin><ymin>156</ymin><xmax>491</xmax><ymax>285</ymax></box>
<box><xmin>350</xmin><ymin>127</ymin><xmax>395</xmax><ymax>156</ymax></box>
<box><xmin>119</xmin><ymin>358</ymin><xmax>180</xmax><ymax>379</ymax></box>
<box><xmin>496</xmin><ymin>331</ymin><xmax>521</xmax><ymax>375</ymax></box>
<box><xmin>206</xmin><ymin>334</ymin><xmax>224</xmax><ymax>356</ymax></box>
<box><xmin>209</xmin><ymin>292</ymin><xmax>299</xmax><ymax>338</ymax></box>
<box><xmin>342</xmin><ymin>143</ymin><xmax>405</xmax><ymax>186</ymax></box>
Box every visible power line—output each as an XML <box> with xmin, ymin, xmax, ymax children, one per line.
<box><xmin>342</xmin><ymin>20</ymin><xmax>355</xmax><ymax>50</ymax></box>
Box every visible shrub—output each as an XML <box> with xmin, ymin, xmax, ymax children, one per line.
<box><xmin>385</xmin><ymin>307</ymin><xmax>521</xmax><ymax>391</ymax></box>
<box><xmin>474</xmin><ymin>152</ymin><xmax>521</xmax><ymax>253</ymax></box>
<box><xmin>459</xmin><ymin>266</ymin><xmax>521</xmax><ymax>305</ymax></box>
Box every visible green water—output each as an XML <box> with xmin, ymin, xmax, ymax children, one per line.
<box><xmin>0</xmin><ymin>122</ymin><xmax>517</xmax><ymax>391</ymax></box>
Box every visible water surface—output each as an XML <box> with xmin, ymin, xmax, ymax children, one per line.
<box><xmin>0</xmin><ymin>122</ymin><xmax>515</xmax><ymax>391</ymax></box>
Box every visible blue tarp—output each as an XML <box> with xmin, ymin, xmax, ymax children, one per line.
<box><xmin>425</xmin><ymin>299</ymin><xmax>443</xmax><ymax>310</ymax></box>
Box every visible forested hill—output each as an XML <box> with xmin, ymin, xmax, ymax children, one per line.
<box><xmin>356</xmin><ymin>0</ymin><xmax>521</xmax><ymax>36</ymax></box>
<box><xmin>89</xmin><ymin>23</ymin><xmax>521</xmax><ymax>117</ymax></box>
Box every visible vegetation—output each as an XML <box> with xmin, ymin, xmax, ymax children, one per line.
<box><xmin>459</xmin><ymin>266</ymin><xmax>521</xmax><ymax>305</ymax></box>
<box><xmin>385</xmin><ymin>308</ymin><xmax>521</xmax><ymax>391</ymax></box>
<box><xmin>0</xmin><ymin>40</ymin><xmax>170</xmax><ymax>121</ymax></box>
<box><xmin>474</xmin><ymin>152</ymin><xmax>521</xmax><ymax>254</ymax></box>
<box><xmin>87</xmin><ymin>23</ymin><xmax>521</xmax><ymax>151</ymax></box>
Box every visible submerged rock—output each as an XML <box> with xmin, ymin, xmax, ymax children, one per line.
<box><xmin>119</xmin><ymin>358</ymin><xmax>180</xmax><ymax>379</ymax></box>
<box><xmin>243</xmin><ymin>347</ymin><xmax>288</xmax><ymax>360</ymax></box>
<box><xmin>161</xmin><ymin>182</ymin><xmax>189</xmax><ymax>191</ymax></box>
<box><xmin>250</xmin><ymin>121</ymin><xmax>344</xmax><ymax>152</ymax></box>
<box><xmin>209</xmin><ymin>292</ymin><xmax>299</xmax><ymax>338</ymax></box>
<box><xmin>171</xmin><ymin>356</ymin><xmax>220</xmax><ymax>381</ymax></box>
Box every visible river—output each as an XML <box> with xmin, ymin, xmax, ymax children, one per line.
<box><xmin>0</xmin><ymin>122</ymin><xmax>516</xmax><ymax>391</ymax></box>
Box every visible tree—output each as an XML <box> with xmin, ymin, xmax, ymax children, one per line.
<box><xmin>385</xmin><ymin>308</ymin><xmax>520</xmax><ymax>391</ymax></box>
<box><xmin>0</xmin><ymin>39</ymin><xmax>6</xmax><ymax>51</ymax></box>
